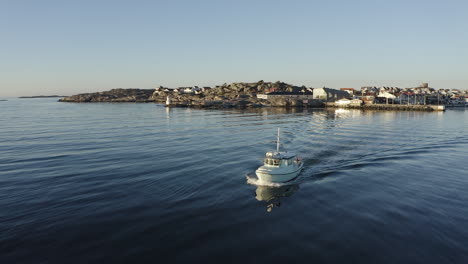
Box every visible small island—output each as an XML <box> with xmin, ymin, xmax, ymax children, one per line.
<box><xmin>58</xmin><ymin>81</ymin><xmax>332</xmax><ymax>108</ymax></box>
<box><xmin>19</xmin><ymin>95</ymin><xmax>67</xmax><ymax>98</ymax></box>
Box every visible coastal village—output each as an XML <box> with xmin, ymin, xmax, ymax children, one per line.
<box><xmin>154</xmin><ymin>81</ymin><xmax>467</xmax><ymax>111</ymax></box>
<box><xmin>60</xmin><ymin>81</ymin><xmax>468</xmax><ymax>111</ymax></box>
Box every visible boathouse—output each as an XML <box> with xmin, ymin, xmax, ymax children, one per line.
<box><xmin>313</xmin><ymin>88</ymin><xmax>350</xmax><ymax>101</ymax></box>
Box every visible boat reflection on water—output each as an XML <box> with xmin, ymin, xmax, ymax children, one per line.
<box><xmin>255</xmin><ymin>184</ymin><xmax>299</xmax><ymax>212</ymax></box>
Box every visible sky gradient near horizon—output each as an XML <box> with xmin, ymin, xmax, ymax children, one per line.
<box><xmin>1</xmin><ymin>0</ymin><xmax>467</xmax><ymax>96</ymax></box>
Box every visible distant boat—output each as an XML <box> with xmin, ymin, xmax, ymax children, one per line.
<box><xmin>335</xmin><ymin>99</ymin><xmax>351</xmax><ymax>106</ymax></box>
<box><xmin>255</xmin><ymin>128</ymin><xmax>303</xmax><ymax>183</ymax></box>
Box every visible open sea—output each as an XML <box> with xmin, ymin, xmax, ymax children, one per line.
<box><xmin>1</xmin><ymin>98</ymin><xmax>467</xmax><ymax>263</ymax></box>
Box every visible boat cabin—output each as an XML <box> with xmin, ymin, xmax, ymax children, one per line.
<box><xmin>264</xmin><ymin>151</ymin><xmax>297</xmax><ymax>167</ymax></box>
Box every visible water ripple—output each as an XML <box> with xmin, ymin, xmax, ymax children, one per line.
<box><xmin>1</xmin><ymin>100</ymin><xmax>467</xmax><ymax>263</ymax></box>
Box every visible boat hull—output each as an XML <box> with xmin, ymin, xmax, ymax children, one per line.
<box><xmin>255</xmin><ymin>164</ymin><xmax>303</xmax><ymax>183</ymax></box>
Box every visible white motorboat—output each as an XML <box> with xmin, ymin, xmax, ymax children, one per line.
<box><xmin>255</xmin><ymin>128</ymin><xmax>303</xmax><ymax>183</ymax></box>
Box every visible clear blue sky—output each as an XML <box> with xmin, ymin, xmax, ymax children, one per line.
<box><xmin>1</xmin><ymin>0</ymin><xmax>467</xmax><ymax>96</ymax></box>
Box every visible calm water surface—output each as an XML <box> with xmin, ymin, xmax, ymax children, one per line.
<box><xmin>1</xmin><ymin>99</ymin><xmax>467</xmax><ymax>263</ymax></box>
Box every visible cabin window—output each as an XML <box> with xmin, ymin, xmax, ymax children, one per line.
<box><xmin>265</xmin><ymin>158</ymin><xmax>280</xmax><ymax>166</ymax></box>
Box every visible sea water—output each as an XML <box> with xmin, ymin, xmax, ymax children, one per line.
<box><xmin>1</xmin><ymin>98</ymin><xmax>467</xmax><ymax>263</ymax></box>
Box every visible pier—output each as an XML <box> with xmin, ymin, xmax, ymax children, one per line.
<box><xmin>326</xmin><ymin>102</ymin><xmax>445</xmax><ymax>111</ymax></box>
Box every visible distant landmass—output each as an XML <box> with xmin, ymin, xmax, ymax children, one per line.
<box><xmin>58</xmin><ymin>81</ymin><xmax>326</xmax><ymax>108</ymax></box>
<box><xmin>59</xmin><ymin>89</ymin><xmax>154</xmax><ymax>103</ymax></box>
<box><xmin>19</xmin><ymin>95</ymin><xmax>67</xmax><ymax>98</ymax></box>
<box><xmin>57</xmin><ymin>81</ymin><xmax>466</xmax><ymax>111</ymax></box>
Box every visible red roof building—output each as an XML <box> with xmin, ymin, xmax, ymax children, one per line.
<box><xmin>340</xmin><ymin>88</ymin><xmax>355</xmax><ymax>95</ymax></box>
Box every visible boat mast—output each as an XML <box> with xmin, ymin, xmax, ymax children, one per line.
<box><xmin>276</xmin><ymin>128</ymin><xmax>280</xmax><ymax>152</ymax></box>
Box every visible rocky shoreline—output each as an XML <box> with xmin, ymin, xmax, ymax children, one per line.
<box><xmin>59</xmin><ymin>89</ymin><xmax>155</xmax><ymax>103</ymax></box>
<box><xmin>59</xmin><ymin>81</ymin><xmax>325</xmax><ymax>108</ymax></box>
<box><xmin>19</xmin><ymin>95</ymin><xmax>67</xmax><ymax>98</ymax></box>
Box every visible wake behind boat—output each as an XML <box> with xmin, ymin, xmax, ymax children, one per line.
<box><xmin>255</xmin><ymin>128</ymin><xmax>303</xmax><ymax>183</ymax></box>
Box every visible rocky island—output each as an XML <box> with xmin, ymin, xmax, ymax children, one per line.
<box><xmin>59</xmin><ymin>81</ymin><xmax>327</xmax><ymax>108</ymax></box>
<box><xmin>19</xmin><ymin>95</ymin><xmax>67</xmax><ymax>98</ymax></box>
<box><xmin>59</xmin><ymin>89</ymin><xmax>155</xmax><ymax>103</ymax></box>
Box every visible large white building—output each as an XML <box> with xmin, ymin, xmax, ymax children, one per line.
<box><xmin>312</xmin><ymin>88</ymin><xmax>350</xmax><ymax>101</ymax></box>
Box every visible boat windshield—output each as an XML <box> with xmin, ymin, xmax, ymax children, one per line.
<box><xmin>264</xmin><ymin>158</ymin><xmax>280</xmax><ymax>166</ymax></box>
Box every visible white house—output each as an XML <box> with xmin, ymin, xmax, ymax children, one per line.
<box><xmin>377</xmin><ymin>91</ymin><xmax>396</xmax><ymax>99</ymax></box>
<box><xmin>313</xmin><ymin>88</ymin><xmax>350</xmax><ymax>101</ymax></box>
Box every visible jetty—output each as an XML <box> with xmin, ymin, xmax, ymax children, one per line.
<box><xmin>325</xmin><ymin>102</ymin><xmax>445</xmax><ymax>111</ymax></box>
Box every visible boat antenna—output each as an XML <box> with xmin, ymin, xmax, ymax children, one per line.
<box><xmin>276</xmin><ymin>128</ymin><xmax>280</xmax><ymax>152</ymax></box>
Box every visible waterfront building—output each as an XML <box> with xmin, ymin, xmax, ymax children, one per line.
<box><xmin>340</xmin><ymin>88</ymin><xmax>355</xmax><ymax>95</ymax></box>
<box><xmin>376</xmin><ymin>91</ymin><xmax>397</xmax><ymax>104</ymax></box>
<box><xmin>360</xmin><ymin>95</ymin><xmax>375</xmax><ymax>104</ymax></box>
<box><xmin>313</xmin><ymin>87</ymin><xmax>350</xmax><ymax>101</ymax></box>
